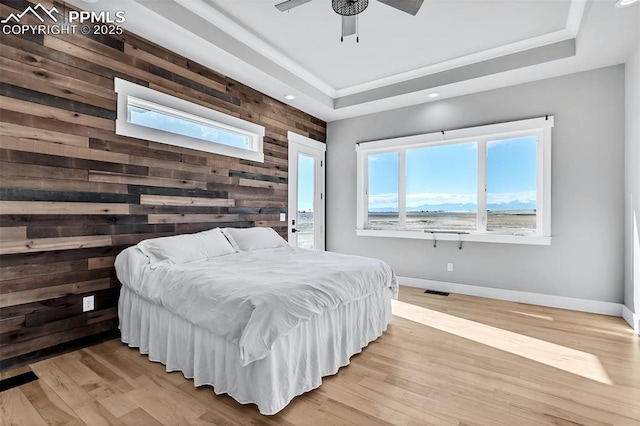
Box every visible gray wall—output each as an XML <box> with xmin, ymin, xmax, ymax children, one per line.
<box><xmin>625</xmin><ymin>42</ymin><xmax>640</xmax><ymax>313</ymax></box>
<box><xmin>326</xmin><ymin>66</ymin><xmax>625</xmax><ymax>304</ymax></box>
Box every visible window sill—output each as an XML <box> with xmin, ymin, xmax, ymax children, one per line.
<box><xmin>355</xmin><ymin>229</ymin><xmax>551</xmax><ymax>246</ymax></box>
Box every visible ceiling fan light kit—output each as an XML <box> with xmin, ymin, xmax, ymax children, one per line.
<box><xmin>332</xmin><ymin>0</ymin><xmax>369</xmax><ymax>16</ymax></box>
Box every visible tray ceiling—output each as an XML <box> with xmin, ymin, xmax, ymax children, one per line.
<box><xmin>69</xmin><ymin>0</ymin><xmax>640</xmax><ymax>121</ymax></box>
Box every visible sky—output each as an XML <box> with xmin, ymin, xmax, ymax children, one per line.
<box><xmin>297</xmin><ymin>154</ymin><xmax>315</xmax><ymax>212</ymax></box>
<box><xmin>367</xmin><ymin>136</ymin><xmax>538</xmax><ymax>212</ymax></box>
<box><xmin>129</xmin><ymin>105</ymin><xmax>250</xmax><ymax>149</ymax></box>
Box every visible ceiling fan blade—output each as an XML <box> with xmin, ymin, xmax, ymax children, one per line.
<box><xmin>376</xmin><ymin>0</ymin><xmax>424</xmax><ymax>16</ymax></box>
<box><xmin>342</xmin><ymin>15</ymin><xmax>356</xmax><ymax>37</ymax></box>
<box><xmin>275</xmin><ymin>0</ymin><xmax>312</xmax><ymax>12</ymax></box>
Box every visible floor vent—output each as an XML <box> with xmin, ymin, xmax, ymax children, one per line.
<box><xmin>0</xmin><ymin>371</ymin><xmax>39</xmax><ymax>392</ymax></box>
<box><xmin>424</xmin><ymin>289</ymin><xmax>450</xmax><ymax>297</ymax></box>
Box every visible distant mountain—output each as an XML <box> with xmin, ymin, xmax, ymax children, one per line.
<box><xmin>410</xmin><ymin>203</ymin><xmax>477</xmax><ymax>212</ymax></box>
<box><xmin>487</xmin><ymin>200</ymin><xmax>536</xmax><ymax>211</ymax></box>
<box><xmin>369</xmin><ymin>200</ymin><xmax>536</xmax><ymax>213</ymax></box>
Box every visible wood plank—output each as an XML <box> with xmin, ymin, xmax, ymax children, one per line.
<box><xmin>87</xmin><ymin>308</ymin><xmax>118</xmax><ymax>325</ymax></box>
<box><xmin>0</xmin><ymin>96</ymin><xmax>114</xmax><ymax>131</ymax></box>
<box><xmin>0</xmin><ymin>122</ymin><xmax>88</xmax><ymax>147</ymax></box>
<box><xmin>0</xmin><ymin>32</ymin><xmax>147</xmax><ymax>85</ymax></box>
<box><xmin>87</xmin><ymin>257</ymin><xmax>116</xmax><ymax>270</ymax></box>
<box><xmin>0</xmin><ymin>188</ymin><xmax>137</xmax><ymax>204</ymax></box>
<box><xmin>0</xmin><ymin>43</ymin><xmax>114</xmax><ymax>91</ymax></box>
<box><xmin>239</xmin><ymin>178</ymin><xmax>288</xmax><ymax>191</ymax></box>
<box><xmin>0</xmin><ymin>277</ymin><xmax>117</xmax><ymax>311</ymax></box>
<box><xmin>147</xmin><ymin>166</ymin><xmax>237</xmax><ymax>186</ymax></box>
<box><xmin>0</xmin><ymin>227</ymin><xmax>27</xmax><ymax>241</ymax></box>
<box><xmin>0</xmin><ymin>56</ymin><xmax>116</xmax><ymax>102</ymax></box>
<box><xmin>0</xmin><ymin>176</ymin><xmax>127</xmax><ymax>194</ymax></box>
<box><xmin>88</xmin><ymin>171</ymin><xmax>207</xmax><ymax>190</ymax></box>
<box><xmin>0</xmin><ymin>388</ymin><xmax>48</xmax><ymax>426</ymax></box>
<box><xmin>147</xmin><ymin>214</ymin><xmax>241</xmax><ymax>224</ymax></box>
<box><xmin>0</xmin><ymin>316</ymin><xmax>26</xmax><ymax>334</ymax></box>
<box><xmin>140</xmin><ymin>194</ymin><xmax>234</xmax><ymax>207</ymax></box>
<box><xmin>0</xmin><ymin>67</ymin><xmax>115</xmax><ymax>111</ymax></box>
<box><xmin>0</xmin><ymin>235</ymin><xmax>114</xmax><ymax>255</ymax></box>
<box><xmin>16</xmin><ymin>378</ymin><xmax>81</xmax><ymax>425</ymax></box>
<box><xmin>0</xmin><ymin>161</ymin><xmax>88</xmax><ymax>181</ymax></box>
<box><xmin>1</xmin><ymin>268</ymin><xmax>114</xmax><ymax>293</ymax></box>
<box><xmin>1</xmin><ymin>136</ymin><xmax>129</xmax><ymax>166</ymax></box>
<box><xmin>0</xmin><ymin>259</ymin><xmax>88</xmax><ymax>282</ymax></box>
<box><xmin>0</xmin><ymin>314</ymin><xmax>88</xmax><ymax>347</ymax></box>
<box><xmin>1</xmin><ymin>137</ymin><xmax>135</xmax><ymax>172</ymax></box>
<box><xmin>0</xmin><ymin>201</ymin><xmax>130</xmax><ymax>215</ymax></box>
<box><xmin>124</xmin><ymin>43</ymin><xmax>227</xmax><ymax>93</ymax></box>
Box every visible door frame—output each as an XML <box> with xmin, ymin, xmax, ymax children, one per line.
<box><xmin>287</xmin><ymin>131</ymin><xmax>326</xmax><ymax>250</ymax></box>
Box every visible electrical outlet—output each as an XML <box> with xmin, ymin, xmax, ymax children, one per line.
<box><xmin>279</xmin><ymin>213</ymin><xmax>286</xmax><ymax>222</ymax></box>
<box><xmin>83</xmin><ymin>295</ymin><xmax>95</xmax><ymax>312</ymax></box>
<box><xmin>447</xmin><ymin>263</ymin><xmax>454</xmax><ymax>272</ymax></box>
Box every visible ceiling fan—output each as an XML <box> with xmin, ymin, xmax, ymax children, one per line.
<box><xmin>275</xmin><ymin>0</ymin><xmax>424</xmax><ymax>42</ymax></box>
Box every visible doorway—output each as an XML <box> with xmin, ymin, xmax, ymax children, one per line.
<box><xmin>287</xmin><ymin>131</ymin><xmax>326</xmax><ymax>250</ymax></box>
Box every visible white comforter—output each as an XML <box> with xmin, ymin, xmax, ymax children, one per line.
<box><xmin>115</xmin><ymin>246</ymin><xmax>397</xmax><ymax>366</ymax></box>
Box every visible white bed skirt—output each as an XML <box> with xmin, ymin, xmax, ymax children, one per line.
<box><xmin>118</xmin><ymin>286</ymin><xmax>393</xmax><ymax>415</ymax></box>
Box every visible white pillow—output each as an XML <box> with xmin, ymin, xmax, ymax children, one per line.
<box><xmin>222</xmin><ymin>227</ymin><xmax>288</xmax><ymax>251</ymax></box>
<box><xmin>137</xmin><ymin>228</ymin><xmax>236</xmax><ymax>268</ymax></box>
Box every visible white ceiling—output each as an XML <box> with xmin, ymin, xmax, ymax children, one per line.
<box><xmin>71</xmin><ymin>0</ymin><xmax>640</xmax><ymax>122</ymax></box>
<box><xmin>206</xmin><ymin>0</ymin><xmax>572</xmax><ymax>90</ymax></box>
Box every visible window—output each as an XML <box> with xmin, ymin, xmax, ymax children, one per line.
<box><xmin>115</xmin><ymin>78</ymin><xmax>265</xmax><ymax>162</ymax></box>
<box><xmin>368</xmin><ymin>151</ymin><xmax>399</xmax><ymax>229</ymax></box>
<box><xmin>405</xmin><ymin>142</ymin><xmax>478</xmax><ymax>231</ymax></box>
<box><xmin>486</xmin><ymin>135</ymin><xmax>538</xmax><ymax>232</ymax></box>
<box><xmin>356</xmin><ymin>117</ymin><xmax>553</xmax><ymax>245</ymax></box>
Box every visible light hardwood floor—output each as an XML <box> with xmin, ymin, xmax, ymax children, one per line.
<box><xmin>1</xmin><ymin>286</ymin><xmax>639</xmax><ymax>425</ymax></box>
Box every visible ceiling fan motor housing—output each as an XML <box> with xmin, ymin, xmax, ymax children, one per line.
<box><xmin>332</xmin><ymin>0</ymin><xmax>369</xmax><ymax>16</ymax></box>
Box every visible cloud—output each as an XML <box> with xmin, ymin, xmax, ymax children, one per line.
<box><xmin>487</xmin><ymin>190</ymin><xmax>536</xmax><ymax>205</ymax></box>
<box><xmin>368</xmin><ymin>192</ymin><xmax>476</xmax><ymax>208</ymax></box>
<box><xmin>406</xmin><ymin>192</ymin><xmax>476</xmax><ymax>207</ymax></box>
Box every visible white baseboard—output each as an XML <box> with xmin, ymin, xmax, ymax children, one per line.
<box><xmin>622</xmin><ymin>305</ymin><xmax>640</xmax><ymax>334</ymax></box>
<box><xmin>399</xmin><ymin>276</ymin><xmax>623</xmax><ymax>317</ymax></box>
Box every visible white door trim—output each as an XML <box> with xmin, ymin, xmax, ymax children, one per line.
<box><xmin>288</xmin><ymin>131</ymin><xmax>326</xmax><ymax>250</ymax></box>
<box><xmin>288</xmin><ymin>131</ymin><xmax>327</xmax><ymax>152</ymax></box>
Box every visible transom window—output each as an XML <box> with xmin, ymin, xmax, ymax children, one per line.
<box><xmin>115</xmin><ymin>78</ymin><xmax>264</xmax><ymax>162</ymax></box>
<box><xmin>356</xmin><ymin>117</ymin><xmax>553</xmax><ymax>245</ymax></box>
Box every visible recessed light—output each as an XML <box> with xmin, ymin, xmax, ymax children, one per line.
<box><xmin>428</xmin><ymin>92</ymin><xmax>440</xmax><ymax>98</ymax></box>
<box><xmin>615</xmin><ymin>0</ymin><xmax>639</xmax><ymax>7</ymax></box>
<box><xmin>82</xmin><ymin>0</ymin><xmax>99</xmax><ymax>3</ymax></box>
<box><xmin>284</xmin><ymin>95</ymin><xmax>296</xmax><ymax>100</ymax></box>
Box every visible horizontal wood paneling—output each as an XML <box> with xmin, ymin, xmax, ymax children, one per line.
<box><xmin>0</xmin><ymin>0</ymin><xmax>326</xmax><ymax>368</ymax></box>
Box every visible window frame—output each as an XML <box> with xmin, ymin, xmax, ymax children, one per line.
<box><xmin>356</xmin><ymin>116</ymin><xmax>553</xmax><ymax>245</ymax></box>
<box><xmin>115</xmin><ymin>78</ymin><xmax>265</xmax><ymax>162</ymax></box>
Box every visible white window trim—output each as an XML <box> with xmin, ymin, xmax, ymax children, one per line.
<box><xmin>114</xmin><ymin>78</ymin><xmax>265</xmax><ymax>163</ymax></box>
<box><xmin>356</xmin><ymin>116</ymin><xmax>553</xmax><ymax>245</ymax></box>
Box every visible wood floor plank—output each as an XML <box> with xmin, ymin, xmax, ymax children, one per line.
<box><xmin>0</xmin><ymin>388</ymin><xmax>48</xmax><ymax>426</ymax></box>
<box><xmin>75</xmin><ymin>400</ymin><xmax>124</xmax><ymax>426</ymax></box>
<box><xmin>29</xmin><ymin>359</ymin><xmax>94</xmax><ymax>411</ymax></box>
<box><xmin>19</xmin><ymin>379</ymin><xmax>84</xmax><ymax>426</ymax></box>
<box><xmin>119</xmin><ymin>408</ymin><xmax>163</xmax><ymax>426</ymax></box>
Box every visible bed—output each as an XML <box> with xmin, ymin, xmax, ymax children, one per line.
<box><xmin>114</xmin><ymin>227</ymin><xmax>397</xmax><ymax>415</ymax></box>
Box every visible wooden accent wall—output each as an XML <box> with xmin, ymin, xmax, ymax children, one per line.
<box><xmin>0</xmin><ymin>0</ymin><xmax>326</xmax><ymax>369</ymax></box>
